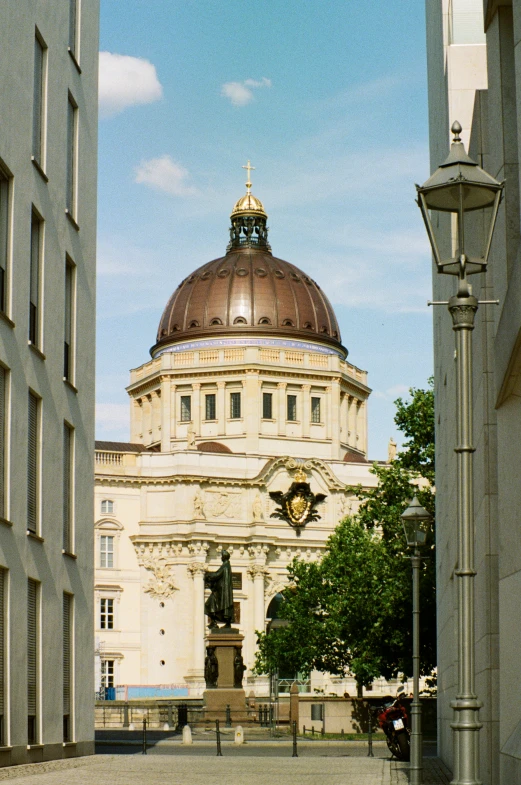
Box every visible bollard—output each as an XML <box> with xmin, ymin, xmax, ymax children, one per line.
<box><xmin>292</xmin><ymin>720</ymin><xmax>298</xmax><ymax>757</ymax></box>
<box><xmin>312</xmin><ymin>725</ymin><xmax>315</xmax><ymax>737</ymax></box>
<box><xmin>225</xmin><ymin>704</ymin><xmax>231</xmax><ymax>728</ymax></box>
<box><xmin>142</xmin><ymin>717</ymin><xmax>147</xmax><ymax>755</ymax></box>
<box><xmin>123</xmin><ymin>702</ymin><xmax>129</xmax><ymax>729</ymax></box>
<box><xmin>367</xmin><ymin>707</ymin><xmax>374</xmax><ymax>758</ymax></box>
<box><xmin>303</xmin><ymin>726</ymin><xmax>306</xmax><ymax>736</ymax></box>
<box><xmin>321</xmin><ymin>725</ymin><xmax>325</xmax><ymax>737</ymax></box>
<box><xmin>341</xmin><ymin>729</ymin><xmax>344</xmax><ymax>739</ymax></box>
<box><xmin>216</xmin><ymin>718</ymin><xmax>223</xmax><ymax>756</ymax></box>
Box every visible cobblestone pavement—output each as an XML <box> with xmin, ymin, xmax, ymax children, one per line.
<box><xmin>0</xmin><ymin>751</ymin><xmax>453</xmax><ymax>785</ymax></box>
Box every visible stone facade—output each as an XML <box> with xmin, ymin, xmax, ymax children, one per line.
<box><xmin>0</xmin><ymin>0</ymin><xmax>98</xmax><ymax>765</ymax></box>
<box><xmin>426</xmin><ymin>1</ymin><xmax>521</xmax><ymax>782</ymax></box>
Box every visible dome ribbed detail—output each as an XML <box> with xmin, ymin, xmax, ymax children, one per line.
<box><xmin>152</xmin><ymin>248</ymin><xmax>344</xmax><ymax>356</ymax></box>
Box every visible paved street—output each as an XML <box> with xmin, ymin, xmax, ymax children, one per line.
<box><xmin>0</xmin><ymin>749</ymin><xmax>452</xmax><ymax>785</ymax></box>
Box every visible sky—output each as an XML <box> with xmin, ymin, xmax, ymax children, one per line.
<box><xmin>96</xmin><ymin>0</ymin><xmax>434</xmax><ymax>461</ymax></box>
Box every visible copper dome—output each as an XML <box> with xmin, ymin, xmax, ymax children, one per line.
<box><xmin>152</xmin><ymin>173</ymin><xmax>345</xmax><ymax>357</ymax></box>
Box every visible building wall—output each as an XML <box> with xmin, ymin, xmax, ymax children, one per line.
<box><xmin>0</xmin><ymin>0</ymin><xmax>98</xmax><ymax>766</ymax></box>
<box><xmin>426</xmin><ymin>1</ymin><xmax>521</xmax><ymax>782</ymax></box>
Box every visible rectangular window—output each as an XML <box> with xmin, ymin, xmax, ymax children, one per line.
<box><xmin>0</xmin><ymin>169</ymin><xmax>10</xmax><ymax>314</ymax></box>
<box><xmin>27</xmin><ymin>579</ymin><xmax>39</xmax><ymax>745</ymax></box>
<box><xmin>311</xmin><ymin>397</ymin><xmax>321</xmax><ymax>423</ymax></box>
<box><xmin>0</xmin><ymin>569</ymin><xmax>6</xmax><ymax>746</ymax></box>
<box><xmin>66</xmin><ymin>95</ymin><xmax>77</xmax><ymax>217</ymax></box>
<box><xmin>287</xmin><ymin>394</ymin><xmax>297</xmax><ymax>422</ymax></box>
<box><xmin>100</xmin><ymin>535</ymin><xmax>114</xmax><ymax>568</ymax></box>
<box><xmin>27</xmin><ymin>392</ymin><xmax>40</xmax><ymax>534</ymax></box>
<box><xmin>230</xmin><ymin>392</ymin><xmax>241</xmax><ymax>419</ymax></box>
<box><xmin>29</xmin><ymin>212</ymin><xmax>42</xmax><ymax>346</ymax></box>
<box><xmin>262</xmin><ymin>392</ymin><xmax>273</xmax><ymax>419</ymax></box>
<box><xmin>205</xmin><ymin>394</ymin><xmax>216</xmax><ymax>421</ymax></box>
<box><xmin>233</xmin><ymin>601</ymin><xmax>241</xmax><ymax>624</ymax></box>
<box><xmin>0</xmin><ymin>367</ymin><xmax>6</xmax><ymax>520</ymax></box>
<box><xmin>63</xmin><ymin>593</ymin><xmax>72</xmax><ymax>742</ymax></box>
<box><xmin>100</xmin><ymin>598</ymin><xmax>114</xmax><ymax>630</ymax></box>
<box><xmin>63</xmin><ymin>423</ymin><xmax>73</xmax><ymax>553</ymax></box>
<box><xmin>64</xmin><ymin>258</ymin><xmax>75</xmax><ymax>381</ymax></box>
<box><xmin>33</xmin><ymin>34</ymin><xmax>45</xmax><ymax>164</ymax></box>
<box><xmin>68</xmin><ymin>0</ymin><xmax>78</xmax><ymax>56</ymax></box>
<box><xmin>101</xmin><ymin>659</ymin><xmax>114</xmax><ymax>689</ymax></box>
<box><xmin>180</xmin><ymin>395</ymin><xmax>191</xmax><ymax>422</ymax></box>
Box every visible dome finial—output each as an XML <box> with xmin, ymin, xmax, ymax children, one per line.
<box><xmin>242</xmin><ymin>159</ymin><xmax>255</xmax><ymax>194</ymax></box>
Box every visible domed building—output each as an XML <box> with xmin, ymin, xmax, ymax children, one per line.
<box><xmin>94</xmin><ymin>172</ymin><xmax>378</xmax><ymax>700</ymax></box>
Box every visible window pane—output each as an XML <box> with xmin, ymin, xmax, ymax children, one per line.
<box><xmin>100</xmin><ymin>535</ymin><xmax>114</xmax><ymax>568</ymax></box>
<box><xmin>262</xmin><ymin>392</ymin><xmax>272</xmax><ymax>419</ymax></box>
<box><xmin>180</xmin><ymin>396</ymin><xmax>191</xmax><ymax>422</ymax></box>
<box><xmin>0</xmin><ymin>367</ymin><xmax>6</xmax><ymax>519</ymax></box>
<box><xmin>0</xmin><ymin>173</ymin><xmax>9</xmax><ymax>313</ymax></box>
<box><xmin>287</xmin><ymin>395</ymin><xmax>297</xmax><ymax>421</ymax></box>
<box><xmin>205</xmin><ymin>394</ymin><xmax>216</xmax><ymax>420</ymax></box>
<box><xmin>63</xmin><ymin>593</ymin><xmax>72</xmax><ymax>730</ymax></box>
<box><xmin>33</xmin><ymin>36</ymin><xmax>44</xmax><ymax>162</ymax></box>
<box><xmin>230</xmin><ymin>392</ymin><xmax>241</xmax><ymax>419</ymax></box>
<box><xmin>29</xmin><ymin>214</ymin><xmax>40</xmax><ymax>345</ymax></box>
<box><xmin>66</xmin><ymin>97</ymin><xmax>77</xmax><ymax>215</ymax></box>
<box><xmin>64</xmin><ymin>260</ymin><xmax>74</xmax><ymax>380</ymax></box>
<box><xmin>69</xmin><ymin>0</ymin><xmax>77</xmax><ymax>54</ymax></box>
<box><xmin>311</xmin><ymin>397</ymin><xmax>321</xmax><ymax>423</ymax></box>
<box><xmin>27</xmin><ymin>579</ymin><xmax>38</xmax><ymax>743</ymax></box>
<box><xmin>63</xmin><ymin>424</ymin><xmax>73</xmax><ymax>552</ymax></box>
<box><xmin>27</xmin><ymin>393</ymin><xmax>39</xmax><ymax>534</ymax></box>
<box><xmin>100</xmin><ymin>598</ymin><xmax>114</xmax><ymax>630</ymax></box>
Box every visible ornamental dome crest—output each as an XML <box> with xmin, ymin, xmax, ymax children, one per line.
<box><xmin>151</xmin><ymin>163</ymin><xmax>345</xmax><ymax>358</ymax></box>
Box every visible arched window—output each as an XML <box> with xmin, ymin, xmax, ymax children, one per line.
<box><xmin>101</xmin><ymin>499</ymin><xmax>114</xmax><ymax>515</ymax></box>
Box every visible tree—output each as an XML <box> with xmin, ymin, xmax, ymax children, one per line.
<box><xmin>254</xmin><ymin>380</ymin><xmax>436</xmax><ymax>689</ymax></box>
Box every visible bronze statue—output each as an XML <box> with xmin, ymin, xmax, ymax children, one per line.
<box><xmin>204</xmin><ymin>550</ymin><xmax>234</xmax><ymax>628</ymax></box>
<box><xmin>233</xmin><ymin>647</ymin><xmax>246</xmax><ymax>688</ymax></box>
<box><xmin>204</xmin><ymin>646</ymin><xmax>218</xmax><ymax>689</ymax></box>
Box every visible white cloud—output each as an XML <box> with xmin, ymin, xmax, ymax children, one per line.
<box><xmin>134</xmin><ymin>155</ymin><xmax>198</xmax><ymax>196</ymax></box>
<box><xmin>221</xmin><ymin>77</ymin><xmax>272</xmax><ymax>106</ymax></box>
<box><xmin>99</xmin><ymin>51</ymin><xmax>163</xmax><ymax>118</ymax></box>
<box><xmin>96</xmin><ymin>403</ymin><xmax>130</xmax><ymax>434</ymax></box>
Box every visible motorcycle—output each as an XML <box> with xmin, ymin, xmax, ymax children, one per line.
<box><xmin>373</xmin><ymin>697</ymin><xmax>410</xmax><ymax>761</ymax></box>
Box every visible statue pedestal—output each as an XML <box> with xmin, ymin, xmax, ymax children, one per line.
<box><xmin>203</xmin><ymin>628</ymin><xmax>249</xmax><ymax>723</ymax></box>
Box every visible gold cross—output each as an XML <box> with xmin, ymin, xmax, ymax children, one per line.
<box><xmin>242</xmin><ymin>160</ymin><xmax>255</xmax><ymax>193</ymax></box>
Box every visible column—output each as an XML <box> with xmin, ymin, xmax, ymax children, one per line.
<box><xmin>348</xmin><ymin>396</ymin><xmax>356</xmax><ymax>447</ymax></box>
<box><xmin>131</xmin><ymin>398</ymin><xmax>143</xmax><ymax>443</ymax></box>
<box><xmin>170</xmin><ymin>384</ymin><xmax>177</xmax><ymax>441</ymax></box>
<box><xmin>217</xmin><ymin>381</ymin><xmax>226</xmax><ymax>435</ymax></box>
<box><xmin>151</xmin><ymin>390</ymin><xmax>161</xmax><ymax>444</ymax></box>
<box><xmin>192</xmin><ymin>383</ymin><xmax>201</xmax><ymax>437</ymax></box>
<box><xmin>187</xmin><ymin>562</ymin><xmax>207</xmax><ymax>679</ymax></box>
<box><xmin>144</xmin><ymin>394</ymin><xmax>152</xmax><ymax>442</ymax></box>
<box><xmin>244</xmin><ymin>370</ymin><xmax>260</xmax><ymax>453</ymax></box>
<box><xmin>355</xmin><ymin>400</ymin><xmax>362</xmax><ymax>449</ymax></box>
<box><xmin>331</xmin><ymin>379</ymin><xmax>341</xmax><ymax>456</ymax></box>
<box><xmin>302</xmin><ymin>385</ymin><xmax>311</xmax><ymax>438</ymax></box>
<box><xmin>160</xmin><ymin>377</ymin><xmax>171</xmax><ymax>452</ymax></box>
<box><xmin>325</xmin><ymin>386</ymin><xmax>332</xmax><ymax>441</ymax></box>
<box><xmin>340</xmin><ymin>392</ymin><xmax>348</xmax><ymax>444</ymax></box>
<box><xmin>359</xmin><ymin>400</ymin><xmax>367</xmax><ymax>456</ymax></box>
<box><xmin>277</xmin><ymin>382</ymin><xmax>287</xmax><ymax>437</ymax></box>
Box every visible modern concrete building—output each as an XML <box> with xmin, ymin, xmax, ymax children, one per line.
<box><xmin>94</xmin><ymin>181</ymin><xmax>380</xmax><ymax>699</ymax></box>
<box><xmin>426</xmin><ymin>0</ymin><xmax>521</xmax><ymax>782</ymax></box>
<box><xmin>0</xmin><ymin>0</ymin><xmax>98</xmax><ymax>765</ymax></box>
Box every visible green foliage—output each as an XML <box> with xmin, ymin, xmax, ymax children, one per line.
<box><xmin>254</xmin><ymin>381</ymin><xmax>436</xmax><ymax>687</ymax></box>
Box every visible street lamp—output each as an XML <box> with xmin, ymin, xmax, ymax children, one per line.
<box><xmin>416</xmin><ymin>121</ymin><xmax>504</xmax><ymax>785</ymax></box>
<box><xmin>401</xmin><ymin>495</ymin><xmax>431</xmax><ymax>785</ymax></box>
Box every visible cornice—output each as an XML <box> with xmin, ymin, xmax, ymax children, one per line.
<box><xmin>96</xmin><ymin>454</ymin><xmax>346</xmax><ymax>491</ymax></box>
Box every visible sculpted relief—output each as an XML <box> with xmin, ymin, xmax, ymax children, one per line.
<box><xmin>204</xmin><ymin>490</ymin><xmax>241</xmax><ymax>519</ymax></box>
<box><xmin>142</xmin><ymin>558</ymin><xmax>178</xmax><ymax>599</ymax></box>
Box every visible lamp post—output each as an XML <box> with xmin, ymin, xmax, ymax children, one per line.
<box><xmin>416</xmin><ymin>122</ymin><xmax>504</xmax><ymax>785</ymax></box>
<box><xmin>401</xmin><ymin>495</ymin><xmax>431</xmax><ymax>785</ymax></box>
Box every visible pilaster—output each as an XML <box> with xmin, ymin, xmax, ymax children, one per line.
<box><xmin>160</xmin><ymin>376</ymin><xmax>171</xmax><ymax>452</ymax></box>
